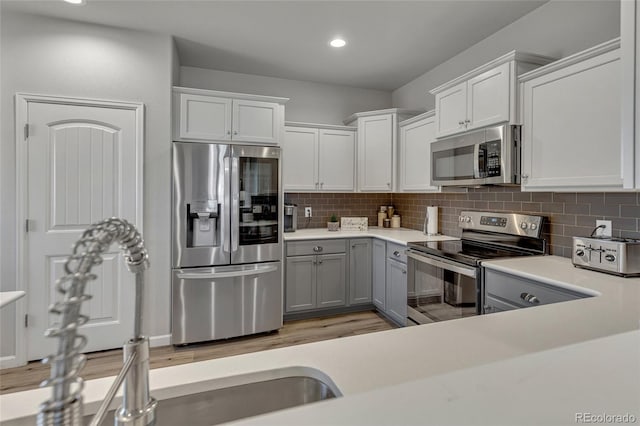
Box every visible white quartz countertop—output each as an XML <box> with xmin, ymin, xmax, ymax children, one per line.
<box><xmin>3</xmin><ymin>256</ymin><xmax>640</xmax><ymax>425</ymax></box>
<box><xmin>0</xmin><ymin>291</ymin><xmax>25</xmax><ymax>309</ymax></box>
<box><xmin>283</xmin><ymin>227</ymin><xmax>459</xmax><ymax>245</ymax></box>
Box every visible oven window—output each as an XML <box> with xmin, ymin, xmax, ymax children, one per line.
<box><xmin>408</xmin><ymin>260</ymin><xmax>477</xmax><ymax>325</ymax></box>
<box><xmin>432</xmin><ymin>145</ymin><xmax>475</xmax><ymax>181</ymax></box>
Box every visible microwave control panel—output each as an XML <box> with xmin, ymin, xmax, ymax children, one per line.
<box><xmin>484</xmin><ymin>141</ymin><xmax>501</xmax><ymax>177</ymax></box>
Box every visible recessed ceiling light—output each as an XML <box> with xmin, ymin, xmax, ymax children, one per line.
<box><xmin>330</xmin><ymin>38</ymin><xmax>347</xmax><ymax>48</ymax></box>
<box><xmin>64</xmin><ymin>0</ymin><xmax>86</xmax><ymax>5</ymax></box>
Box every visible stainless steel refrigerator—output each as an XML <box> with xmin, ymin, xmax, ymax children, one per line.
<box><xmin>171</xmin><ymin>142</ymin><xmax>282</xmax><ymax>345</ymax></box>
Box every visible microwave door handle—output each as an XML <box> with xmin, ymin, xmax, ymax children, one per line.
<box><xmin>473</xmin><ymin>144</ymin><xmax>481</xmax><ymax>179</ymax></box>
<box><xmin>231</xmin><ymin>156</ymin><xmax>239</xmax><ymax>253</ymax></box>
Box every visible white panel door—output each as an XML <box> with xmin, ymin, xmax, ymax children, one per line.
<box><xmin>434</xmin><ymin>82</ymin><xmax>467</xmax><ymax>138</ymax></box>
<box><xmin>232</xmin><ymin>99</ymin><xmax>279</xmax><ymax>144</ymax></box>
<box><xmin>282</xmin><ymin>126</ymin><xmax>318</xmax><ymax>191</ymax></box>
<box><xmin>521</xmin><ymin>49</ymin><xmax>622</xmax><ymax>191</ymax></box>
<box><xmin>179</xmin><ymin>93</ymin><xmax>232</xmax><ymax>141</ymax></box>
<box><xmin>467</xmin><ymin>62</ymin><xmax>510</xmax><ymax>130</ymax></box>
<box><xmin>399</xmin><ymin>116</ymin><xmax>439</xmax><ymax>192</ymax></box>
<box><xmin>318</xmin><ymin>129</ymin><xmax>355</xmax><ymax>191</ymax></box>
<box><xmin>25</xmin><ymin>100</ymin><xmax>141</xmax><ymax>361</ymax></box>
<box><xmin>358</xmin><ymin>115</ymin><xmax>393</xmax><ymax>191</ymax></box>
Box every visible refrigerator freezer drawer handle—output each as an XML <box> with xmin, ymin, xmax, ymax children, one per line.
<box><xmin>176</xmin><ymin>265</ymin><xmax>278</xmax><ymax>280</ymax></box>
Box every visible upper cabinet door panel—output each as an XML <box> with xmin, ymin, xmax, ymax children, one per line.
<box><xmin>283</xmin><ymin>126</ymin><xmax>319</xmax><ymax>191</ymax></box>
<box><xmin>232</xmin><ymin>99</ymin><xmax>279</xmax><ymax>144</ymax></box>
<box><xmin>434</xmin><ymin>82</ymin><xmax>467</xmax><ymax>138</ymax></box>
<box><xmin>521</xmin><ymin>48</ymin><xmax>622</xmax><ymax>191</ymax></box>
<box><xmin>179</xmin><ymin>94</ymin><xmax>232</xmax><ymax>141</ymax></box>
<box><xmin>358</xmin><ymin>114</ymin><xmax>393</xmax><ymax>191</ymax></box>
<box><xmin>467</xmin><ymin>62</ymin><xmax>510</xmax><ymax>130</ymax></box>
<box><xmin>399</xmin><ymin>116</ymin><xmax>439</xmax><ymax>192</ymax></box>
<box><xmin>318</xmin><ymin>129</ymin><xmax>356</xmax><ymax>191</ymax></box>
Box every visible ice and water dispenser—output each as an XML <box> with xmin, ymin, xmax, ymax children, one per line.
<box><xmin>187</xmin><ymin>200</ymin><xmax>220</xmax><ymax>247</ymax></box>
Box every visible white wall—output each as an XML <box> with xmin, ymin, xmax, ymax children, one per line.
<box><xmin>180</xmin><ymin>66</ymin><xmax>392</xmax><ymax>125</ymax></box>
<box><xmin>0</xmin><ymin>11</ymin><xmax>173</xmax><ymax>360</ymax></box>
<box><xmin>392</xmin><ymin>0</ymin><xmax>621</xmax><ymax>110</ymax></box>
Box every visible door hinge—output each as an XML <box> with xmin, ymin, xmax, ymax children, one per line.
<box><xmin>24</xmin><ymin>314</ymin><xmax>28</xmax><ymax>328</ymax></box>
<box><xmin>24</xmin><ymin>124</ymin><xmax>29</xmax><ymax>140</ymax></box>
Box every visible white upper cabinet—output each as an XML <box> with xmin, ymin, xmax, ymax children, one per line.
<box><xmin>358</xmin><ymin>114</ymin><xmax>394</xmax><ymax>191</ymax></box>
<box><xmin>344</xmin><ymin>108</ymin><xmax>422</xmax><ymax>192</ymax></box>
<box><xmin>519</xmin><ymin>39</ymin><xmax>622</xmax><ymax>192</ymax></box>
<box><xmin>398</xmin><ymin>111</ymin><xmax>439</xmax><ymax>192</ymax></box>
<box><xmin>283</xmin><ymin>126</ymin><xmax>318</xmax><ymax>191</ymax></box>
<box><xmin>318</xmin><ymin>129</ymin><xmax>356</xmax><ymax>191</ymax></box>
<box><xmin>622</xmin><ymin>1</ymin><xmax>640</xmax><ymax>189</ymax></box>
<box><xmin>173</xmin><ymin>87</ymin><xmax>288</xmax><ymax>145</ymax></box>
<box><xmin>283</xmin><ymin>123</ymin><xmax>356</xmax><ymax>192</ymax></box>
<box><xmin>431</xmin><ymin>52</ymin><xmax>554</xmax><ymax>139</ymax></box>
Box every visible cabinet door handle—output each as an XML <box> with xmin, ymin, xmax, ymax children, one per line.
<box><xmin>386</xmin><ymin>182</ymin><xmax>391</xmax><ymax>188</ymax></box>
<box><xmin>464</xmin><ymin>119</ymin><xmax>470</xmax><ymax>124</ymax></box>
<box><xmin>227</xmin><ymin>130</ymin><xmax>231</xmax><ymax>135</ymax></box>
<box><xmin>458</xmin><ymin>121</ymin><xmax>464</xmax><ymax>126</ymax></box>
<box><xmin>318</xmin><ymin>260</ymin><xmax>323</xmax><ymax>264</ymax></box>
<box><xmin>520</xmin><ymin>292</ymin><xmax>540</xmax><ymax>304</ymax></box>
<box><xmin>521</xmin><ymin>174</ymin><xmax>529</xmax><ymax>180</ymax></box>
<box><xmin>320</xmin><ymin>182</ymin><xmax>324</xmax><ymax>189</ymax></box>
<box><xmin>484</xmin><ymin>305</ymin><xmax>493</xmax><ymax>313</ymax></box>
<box><xmin>233</xmin><ymin>130</ymin><xmax>238</xmax><ymax>135</ymax></box>
<box><xmin>393</xmin><ymin>251</ymin><xmax>401</xmax><ymax>257</ymax></box>
<box><xmin>402</xmin><ymin>270</ymin><xmax>407</xmax><ymax>275</ymax></box>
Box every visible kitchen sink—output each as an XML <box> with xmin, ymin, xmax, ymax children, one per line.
<box><xmin>85</xmin><ymin>367</ymin><xmax>341</xmax><ymax>425</ymax></box>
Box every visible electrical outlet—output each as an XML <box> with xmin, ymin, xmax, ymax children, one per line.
<box><xmin>595</xmin><ymin>220</ymin><xmax>612</xmax><ymax>237</ymax></box>
<box><xmin>305</xmin><ymin>207</ymin><xmax>312</xmax><ymax>218</ymax></box>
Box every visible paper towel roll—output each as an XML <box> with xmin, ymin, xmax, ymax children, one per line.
<box><xmin>426</xmin><ymin>206</ymin><xmax>439</xmax><ymax>235</ymax></box>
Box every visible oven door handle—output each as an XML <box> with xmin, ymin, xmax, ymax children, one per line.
<box><xmin>406</xmin><ymin>250</ymin><xmax>477</xmax><ymax>278</ymax></box>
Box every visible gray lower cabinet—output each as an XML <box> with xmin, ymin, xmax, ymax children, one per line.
<box><xmin>349</xmin><ymin>239</ymin><xmax>372</xmax><ymax>305</ymax></box>
<box><xmin>285</xmin><ymin>239</ymin><xmax>348</xmax><ymax>313</ymax></box>
<box><xmin>372</xmin><ymin>239</ymin><xmax>387</xmax><ymax>310</ymax></box>
<box><xmin>317</xmin><ymin>253</ymin><xmax>348</xmax><ymax>308</ymax></box>
<box><xmin>483</xmin><ymin>268</ymin><xmax>591</xmax><ymax>313</ymax></box>
<box><xmin>386</xmin><ymin>257</ymin><xmax>407</xmax><ymax>326</ymax></box>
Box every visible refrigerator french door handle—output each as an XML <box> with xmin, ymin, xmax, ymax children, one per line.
<box><xmin>176</xmin><ymin>265</ymin><xmax>278</xmax><ymax>280</ymax></box>
<box><xmin>231</xmin><ymin>156</ymin><xmax>240</xmax><ymax>253</ymax></box>
<box><xmin>223</xmin><ymin>156</ymin><xmax>231</xmax><ymax>253</ymax></box>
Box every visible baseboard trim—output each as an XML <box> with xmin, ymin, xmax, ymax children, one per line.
<box><xmin>149</xmin><ymin>334</ymin><xmax>171</xmax><ymax>348</ymax></box>
<box><xmin>0</xmin><ymin>355</ymin><xmax>21</xmax><ymax>370</ymax></box>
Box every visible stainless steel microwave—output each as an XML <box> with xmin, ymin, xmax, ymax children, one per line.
<box><xmin>430</xmin><ymin>124</ymin><xmax>520</xmax><ymax>186</ymax></box>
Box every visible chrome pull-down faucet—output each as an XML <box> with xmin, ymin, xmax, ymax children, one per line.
<box><xmin>38</xmin><ymin>218</ymin><xmax>157</xmax><ymax>426</ymax></box>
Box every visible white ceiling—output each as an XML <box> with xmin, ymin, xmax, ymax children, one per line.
<box><xmin>2</xmin><ymin>0</ymin><xmax>548</xmax><ymax>91</ymax></box>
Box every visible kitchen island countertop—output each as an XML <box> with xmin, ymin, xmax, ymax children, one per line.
<box><xmin>2</xmin><ymin>256</ymin><xmax>640</xmax><ymax>425</ymax></box>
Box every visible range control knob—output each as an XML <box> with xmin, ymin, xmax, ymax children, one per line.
<box><xmin>575</xmin><ymin>249</ymin><xmax>585</xmax><ymax>257</ymax></box>
<box><xmin>605</xmin><ymin>254</ymin><xmax>616</xmax><ymax>262</ymax></box>
<box><xmin>465</xmin><ymin>216</ymin><xmax>471</xmax><ymax>223</ymax></box>
<box><xmin>520</xmin><ymin>222</ymin><xmax>528</xmax><ymax>230</ymax></box>
<box><xmin>529</xmin><ymin>223</ymin><xmax>537</xmax><ymax>231</ymax></box>
<box><xmin>458</xmin><ymin>216</ymin><xmax>464</xmax><ymax>222</ymax></box>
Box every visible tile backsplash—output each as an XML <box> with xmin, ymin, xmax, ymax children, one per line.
<box><xmin>286</xmin><ymin>189</ymin><xmax>640</xmax><ymax>257</ymax></box>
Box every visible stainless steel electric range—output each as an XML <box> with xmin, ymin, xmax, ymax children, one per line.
<box><xmin>406</xmin><ymin>211</ymin><xmax>546</xmax><ymax>325</ymax></box>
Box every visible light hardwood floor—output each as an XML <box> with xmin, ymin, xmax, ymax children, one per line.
<box><xmin>0</xmin><ymin>310</ymin><xmax>395</xmax><ymax>395</ymax></box>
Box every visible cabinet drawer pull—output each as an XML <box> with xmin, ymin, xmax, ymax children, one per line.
<box><xmin>520</xmin><ymin>292</ymin><xmax>540</xmax><ymax>304</ymax></box>
<box><xmin>313</xmin><ymin>246</ymin><xmax>323</xmax><ymax>253</ymax></box>
<box><xmin>393</xmin><ymin>250</ymin><xmax>401</xmax><ymax>257</ymax></box>
<box><xmin>318</xmin><ymin>260</ymin><xmax>323</xmax><ymax>264</ymax></box>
